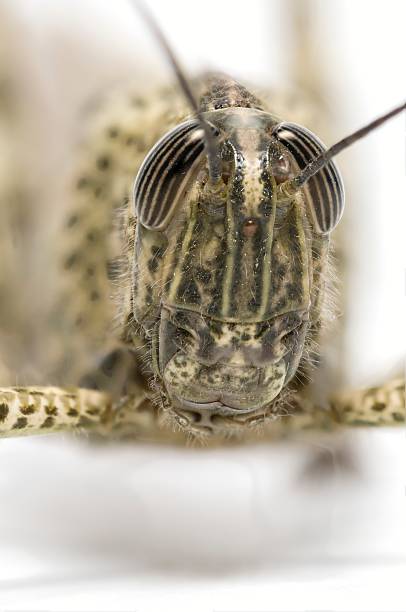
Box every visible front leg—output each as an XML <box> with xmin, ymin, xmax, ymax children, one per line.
<box><xmin>331</xmin><ymin>377</ymin><xmax>405</xmax><ymax>427</ymax></box>
<box><xmin>0</xmin><ymin>386</ymin><xmax>112</xmax><ymax>437</ymax></box>
<box><xmin>0</xmin><ymin>347</ymin><xmax>144</xmax><ymax>438</ymax></box>
<box><xmin>0</xmin><ymin>345</ymin><xmax>186</xmax><ymax>442</ymax></box>
<box><xmin>256</xmin><ymin>377</ymin><xmax>405</xmax><ymax>441</ymax></box>
<box><xmin>0</xmin><ymin>384</ymin><xmax>176</xmax><ymax>441</ymax></box>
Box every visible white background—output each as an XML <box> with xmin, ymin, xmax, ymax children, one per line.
<box><xmin>0</xmin><ymin>1</ymin><xmax>405</xmax><ymax>611</ymax></box>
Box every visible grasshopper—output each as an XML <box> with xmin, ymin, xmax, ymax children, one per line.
<box><xmin>0</xmin><ymin>1</ymin><xmax>404</xmax><ymax>445</ymax></box>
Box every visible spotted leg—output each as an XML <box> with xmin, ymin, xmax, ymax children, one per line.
<box><xmin>255</xmin><ymin>377</ymin><xmax>406</xmax><ymax>442</ymax></box>
<box><xmin>0</xmin><ymin>382</ymin><xmax>170</xmax><ymax>441</ymax></box>
<box><xmin>330</xmin><ymin>377</ymin><xmax>405</xmax><ymax>427</ymax></box>
<box><xmin>0</xmin><ymin>386</ymin><xmax>112</xmax><ymax>438</ymax></box>
<box><xmin>0</xmin><ymin>343</ymin><xmax>180</xmax><ymax>441</ymax></box>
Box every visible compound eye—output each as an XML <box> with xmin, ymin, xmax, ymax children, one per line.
<box><xmin>134</xmin><ymin>120</ymin><xmax>218</xmax><ymax>231</ymax></box>
<box><xmin>273</xmin><ymin>122</ymin><xmax>345</xmax><ymax>233</ymax></box>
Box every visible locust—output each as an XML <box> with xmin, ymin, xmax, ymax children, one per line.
<box><xmin>0</xmin><ymin>1</ymin><xmax>404</xmax><ymax>445</ymax></box>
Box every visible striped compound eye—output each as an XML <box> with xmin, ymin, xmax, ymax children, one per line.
<box><xmin>134</xmin><ymin>119</ymin><xmax>217</xmax><ymax>231</ymax></box>
<box><xmin>273</xmin><ymin>122</ymin><xmax>345</xmax><ymax>233</ymax></box>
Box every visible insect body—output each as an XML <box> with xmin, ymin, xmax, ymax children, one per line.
<box><xmin>0</xmin><ymin>7</ymin><xmax>404</xmax><ymax>443</ymax></box>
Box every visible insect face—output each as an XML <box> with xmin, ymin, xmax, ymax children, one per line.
<box><xmin>133</xmin><ymin>102</ymin><xmax>342</xmax><ymax>434</ymax></box>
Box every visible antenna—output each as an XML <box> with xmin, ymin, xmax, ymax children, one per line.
<box><xmin>133</xmin><ymin>1</ymin><xmax>222</xmax><ymax>183</ymax></box>
<box><xmin>277</xmin><ymin>101</ymin><xmax>406</xmax><ymax>199</ymax></box>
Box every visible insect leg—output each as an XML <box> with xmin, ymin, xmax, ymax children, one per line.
<box><xmin>251</xmin><ymin>379</ymin><xmax>405</xmax><ymax>441</ymax></box>
<box><xmin>0</xmin><ymin>383</ymin><xmax>183</xmax><ymax>442</ymax></box>
<box><xmin>331</xmin><ymin>377</ymin><xmax>405</xmax><ymax>427</ymax></box>
<box><xmin>0</xmin><ymin>386</ymin><xmax>111</xmax><ymax>438</ymax></box>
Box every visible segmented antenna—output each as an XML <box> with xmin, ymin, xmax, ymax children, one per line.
<box><xmin>277</xmin><ymin>101</ymin><xmax>406</xmax><ymax>199</ymax></box>
<box><xmin>133</xmin><ymin>1</ymin><xmax>222</xmax><ymax>183</ymax></box>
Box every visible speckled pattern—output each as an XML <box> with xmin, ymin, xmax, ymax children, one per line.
<box><xmin>0</xmin><ymin>72</ymin><xmax>404</xmax><ymax>442</ymax></box>
<box><xmin>331</xmin><ymin>378</ymin><xmax>405</xmax><ymax>427</ymax></box>
<box><xmin>0</xmin><ymin>386</ymin><xmax>111</xmax><ymax>437</ymax></box>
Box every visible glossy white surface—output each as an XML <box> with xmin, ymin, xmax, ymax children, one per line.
<box><xmin>0</xmin><ymin>429</ymin><xmax>405</xmax><ymax>610</ymax></box>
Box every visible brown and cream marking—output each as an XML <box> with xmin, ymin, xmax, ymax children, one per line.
<box><xmin>0</xmin><ymin>66</ymin><xmax>403</xmax><ymax>441</ymax></box>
